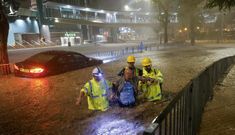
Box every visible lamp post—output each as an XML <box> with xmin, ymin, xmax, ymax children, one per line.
<box><xmin>124</xmin><ymin>5</ymin><xmax>130</xmax><ymax>11</ymax></box>
<box><xmin>84</xmin><ymin>0</ymin><xmax>91</xmax><ymax>42</ymax></box>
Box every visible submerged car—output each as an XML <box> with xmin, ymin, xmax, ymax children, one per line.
<box><xmin>14</xmin><ymin>50</ymin><xmax>103</xmax><ymax>77</ymax></box>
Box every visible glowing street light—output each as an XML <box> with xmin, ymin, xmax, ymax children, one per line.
<box><xmin>124</xmin><ymin>5</ymin><xmax>130</xmax><ymax>11</ymax></box>
<box><xmin>84</xmin><ymin>8</ymin><xmax>90</xmax><ymax>11</ymax></box>
<box><xmin>197</xmin><ymin>26</ymin><xmax>200</xmax><ymax>30</ymax></box>
<box><xmin>184</xmin><ymin>27</ymin><xmax>188</xmax><ymax>31</ymax></box>
<box><xmin>55</xmin><ymin>18</ymin><xmax>59</xmax><ymax>23</ymax></box>
<box><xmin>99</xmin><ymin>10</ymin><xmax>104</xmax><ymax>13</ymax></box>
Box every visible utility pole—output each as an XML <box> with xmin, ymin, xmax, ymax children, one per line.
<box><xmin>220</xmin><ymin>13</ymin><xmax>224</xmax><ymax>43</ymax></box>
<box><xmin>84</xmin><ymin>0</ymin><xmax>91</xmax><ymax>41</ymax></box>
<box><xmin>36</xmin><ymin>0</ymin><xmax>43</xmax><ymax>39</ymax></box>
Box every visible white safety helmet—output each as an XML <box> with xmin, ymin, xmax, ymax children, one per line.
<box><xmin>92</xmin><ymin>67</ymin><xmax>104</xmax><ymax>77</ymax></box>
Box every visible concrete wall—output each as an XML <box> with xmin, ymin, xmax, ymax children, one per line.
<box><xmin>8</xmin><ymin>17</ymin><xmax>39</xmax><ymax>46</ymax></box>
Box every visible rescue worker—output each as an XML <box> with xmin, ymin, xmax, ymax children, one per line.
<box><xmin>140</xmin><ymin>57</ymin><xmax>163</xmax><ymax>101</ymax></box>
<box><xmin>113</xmin><ymin>67</ymin><xmax>139</xmax><ymax>107</ymax></box>
<box><xmin>76</xmin><ymin>67</ymin><xmax>112</xmax><ymax>111</ymax></box>
<box><xmin>118</xmin><ymin>55</ymin><xmax>142</xmax><ymax>77</ymax></box>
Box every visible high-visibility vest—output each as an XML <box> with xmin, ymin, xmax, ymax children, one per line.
<box><xmin>127</xmin><ymin>67</ymin><xmax>140</xmax><ymax>76</ymax></box>
<box><xmin>81</xmin><ymin>78</ymin><xmax>111</xmax><ymax>111</ymax></box>
<box><xmin>134</xmin><ymin>68</ymin><xmax>139</xmax><ymax>76</ymax></box>
<box><xmin>118</xmin><ymin>66</ymin><xmax>142</xmax><ymax>77</ymax></box>
<box><xmin>141</xmin><ymin>68</ymin><xmax>163</xmax><ymax>101</ymax></box>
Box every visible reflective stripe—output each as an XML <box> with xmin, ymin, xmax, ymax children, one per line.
<box><xmin>88</xmin><ymin>81</ymin><xmax>93</xmax><ymax>96</ymax></box>
<box><xmin>148</xmin><ymin>93</ymin><xmax>161</xmax><ymax>100</ymax></box>
<box><xmin>88</xmin><ymin>80</ymin><xmax>108</xmax><ymax>99</ymax></box>
<box><xmin>156</xmin><ymin>93</ymin><xmax>162</xmax><ymax>96</ymax></box>
<box><xmin>154</xmin><ymin>69</ymin><xmax>157</xmax><ymax>75</ymax></box>
<box><xmin>135</xmin><ymin>68</ymin><xmax>139</xmax><ymax>76</ymax></box>
<box><xmin>102</xmin><ymin>94</ymin><xmax>107</xmax><ymax>97</ymax></box>
<box><xmin>83</xmin><ymin>87</ymin><xmax>88</xmax><ymax>93</ymax></box>
<box><xmin>102</xmin><ymin>80</ymin><xmax>108</xmax><ymax>97</ymax></box>
<box><xmin>91</xmin><ymin>95</ymin><xmax>100</xmax><ymax>98</ymax></box>
<box><xmin>90</xmin><ymin>94</ymin><xmax>107</xmax><ymax>99</ymax></box>
<box><xmin>103</xmin><ymin>80</ymin><xmax>108</xmax><ymax>91</ymax></box>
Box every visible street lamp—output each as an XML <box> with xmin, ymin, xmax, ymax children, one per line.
<box><xmin>55</xmin><ymin>18</ymin><xmax>59</xmax><ymax>23</ymax></box>
<box><xmin>124</xmin><ymin>5</ymin><xmax>130</xmax><ymax>11</ymax></box>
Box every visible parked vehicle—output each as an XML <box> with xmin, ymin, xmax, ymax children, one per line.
<box><xmin>14</xmin><ymin>50</ymin><xmax>103</xmax><ymax>77</ymax></box>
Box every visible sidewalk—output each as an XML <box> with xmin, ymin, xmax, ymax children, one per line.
<box><xmin>199</xmin><ymin>65</ymin><xmax>235</xmax><ymax>135</ymax></box>
<box><xmin>7</xmin><ymin>41</ymin><xmax>157</xmax><ymax>50</ymax></box>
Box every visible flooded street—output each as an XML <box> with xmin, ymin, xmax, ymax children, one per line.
<box><xmin>0</xmin><ymin>45</ymin><xmax>235</xmax><ymax>135</ymax></box>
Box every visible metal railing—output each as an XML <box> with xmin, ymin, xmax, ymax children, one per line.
<box><xmin>31</xmin><ymin>40</ymin><xmax>41</xmax><ymax>46</ymax></box>
<box><xmin>12</xmin><ymin>40</ymin><xmax>57</xmax><ymax>49</ymax></box>
<box><xmin>0</xmin><ymin>64</ymin><xmax>12</xmax><ymax>75</ymax></box>
<box><xmin>15</xmin><ymin>41</ymin><xmax>26</xmax><ymax>48</ymax></box>
<box><xmin>143</xmin><ymin>55</ymin><xmax>235</xmax><ymax>135</ymax></box>
<box><xmin>22</xmin><ymin>40</ymin><xmax>34</xmax><ymax>47</ymax></box>
<box><xmin>87</xmin><ymin>43</ymin><xmax>182</xmax><ymax>61</ymax></box>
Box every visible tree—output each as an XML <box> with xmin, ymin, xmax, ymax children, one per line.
<box><xmin>0</xmin><ymin>0</ymin><xmax>19</xmax><ymax>74</ymax></box>
<box><xmin>204</xmin><ymin>0</ymin><xmax>235</xmax><ymax>43</ymax></box>
<box><xmin>205</xmin><ymin>0</ymin><xmax>235</xmax><ymax>10</ymax></box>
<box><xmin>153</xmin><ymin>0</ymin><xmax>178</xmax><ymax>44</ymax></box>
<box><xmin>178</xmin><ymin>0</ymin><xmax>204</xmax><ymax>45</ymax></box>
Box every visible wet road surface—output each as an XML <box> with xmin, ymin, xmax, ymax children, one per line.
<box><xmin>1</xmin><ymin>45</ymin><xmax>235</xmax><ymax>135</ymax></box>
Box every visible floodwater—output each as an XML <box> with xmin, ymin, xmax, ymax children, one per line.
<box><xmin>0</xmin><ymin>45</ymin><xmax>235</xmax><ymax>135</ymax></box>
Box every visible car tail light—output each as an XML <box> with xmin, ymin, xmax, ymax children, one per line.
<box><xmin>14</xmin><ymin>64</ymin><xmax>19</xmax><ymax>70</ymax></box>
<box><xmin>29</xmin><ymin>67</ymin><xmax>44</xmax><ymax>73</ymax></box>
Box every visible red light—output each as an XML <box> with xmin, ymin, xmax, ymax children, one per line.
<box><xmin>14</xmin><ymin>64</ymin><xmax>19</xmax><ymax>70</ymax></box>
<box><xmin>30</xmin><ymin>68</ymin><xmax>44</xmax><ymax>73</ymax></box>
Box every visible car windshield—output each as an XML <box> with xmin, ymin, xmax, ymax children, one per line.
<box><xmin>26</xmin><ymin>53</ymin><xmax>56</xmax><ymax>63</ymax></box>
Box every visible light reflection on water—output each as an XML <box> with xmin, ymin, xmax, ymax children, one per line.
<box><xmin>91</xmin><ymin>114</ymin><xmax>144</xmax><ymax>135</ymax></box>
<box><xmin>102</xmin><ymin>58</ymin><xmax>117</xmax><ymax>64</ymax></box>
<box><xmin>29</xmin><ymin>78</ymin><xmax>49</xmax><ymax>94</ymax></box>
<box><xmin>27</xmin><ymin>78</ymin><xmax>50</xmax><ymax>106</ymax></box>
<box><xmin>90</xmin><ymin>55</ymin><xmax>118</xmax><ymax>64</ymax></box>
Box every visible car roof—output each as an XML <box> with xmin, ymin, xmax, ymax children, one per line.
<box><xmin>39</xmin><ymin>50</ymin><xmax>80</xmax><ymax>56</ymax></box>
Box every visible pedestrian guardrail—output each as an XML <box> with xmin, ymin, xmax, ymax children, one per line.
<box><xmin>0</xmin><ymin>64</ymin><xmax>13</xmax><ymax>75</ymax></box>
<box><xmin>143</xmin><ymin>55</ymin><xmax>235</xmax><ymax>135</ymax></box>
<box><xmin>88</xmin><ymin>43</ymin><xmax>182</xmax><ymax>61</ymax></box>
<box><xmin>31</xmin><ymin>40</ymin><xmax>41</xmax><ymax>46</ymax></box>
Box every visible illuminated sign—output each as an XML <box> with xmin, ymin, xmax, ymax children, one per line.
<box><xmin>65</xmin><ymin>32</ymin><xmax>76</xmax><ymax>37</ymax></box>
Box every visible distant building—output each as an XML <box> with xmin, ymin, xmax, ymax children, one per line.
<box><xmin>7</xmin><ymin>0</ymin><xmax>160</xmax><ymax>47</ymax></box>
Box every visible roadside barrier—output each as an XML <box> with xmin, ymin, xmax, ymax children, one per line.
<box><xmin>88</xmin><ymin>43</ymin><xmax>182</xmax><ymax>60</ymax></box>
<box><xmin>0</xmin><ymin>63</ymin><xmax>13</xmax><ymax>75</ymax></box>
<box><xmin>143</xmin><ymin>55</ymin><xmax>235</xmax><ymax>135</ymax></box>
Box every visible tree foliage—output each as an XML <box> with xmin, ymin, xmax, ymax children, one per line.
<box><xmin>178</xmin><ymin>0</ymin><xmax>205</xmax><ymax>45</ymax></box>
<box><xmin>152</xmin><ymin>0</ymin><xmax>178</xmax><ymax>44</ymax></box>
<box><xmin>1</xmin><ymin>0</ymin><xmax>20</xmax><ymax>14</ymax></box>
<box><xmin>205</xmin><ymin>0</ymin><xmax>235</xmax><ymax>10</ymax></box>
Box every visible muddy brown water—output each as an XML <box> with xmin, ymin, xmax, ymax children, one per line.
<box><xmin>0</xmin><ymin>46</ymin><xmax>235</xmax><ymax>135</ymax></box>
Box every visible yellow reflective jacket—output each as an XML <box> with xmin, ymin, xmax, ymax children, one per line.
<box><xmin>81</xmin><ymin>78</ymin><xmax>112</xmax><ymax>111</ymax></box>
<box><xmin>141</xmin><ymin>68</ymin><xmax>163</xmax><ymax>101</ymax></box>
